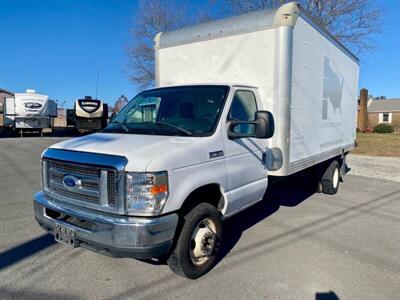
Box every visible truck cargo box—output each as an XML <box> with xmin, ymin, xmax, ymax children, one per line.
<box><xmin>155</xmin><ymin>2</ymin><xmax>359</xmax><ymax>176</ymax></box>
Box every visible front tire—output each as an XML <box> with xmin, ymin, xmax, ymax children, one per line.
<box><xmin>167</xmin><ymin>203</ymin><xmax>222</xmax><ymax>279</ymax></box>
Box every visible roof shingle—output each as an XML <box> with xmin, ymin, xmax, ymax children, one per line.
<box><xmin>368</xmin><ymin>99</ymin><xmax>400</xmax><ymax>112</ymax></box>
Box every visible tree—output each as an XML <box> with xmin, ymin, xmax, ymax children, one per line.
<box><xmin>113</xmin><ymin>95</ymin><xmax>129</xmax><ymax>113</ymax></box>
<box><xmin>126</xmin><ymin>0</ymin><xmax>193</xmax><ymax>88</ymax></box>
<box><xmin>220</xmin><ymin>0</ymin><xmax>382</xmax><ymax>54</ymax></box>
<box><xmin>127</xmin><ymin>0</ymin><xmax>382</xmax><ymax>87</ymax></box>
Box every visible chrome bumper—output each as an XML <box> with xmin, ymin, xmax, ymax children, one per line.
<box><xmin>33</xmin><ymin>191</ymin><xmax>178</xmax><ymax>259</ymax></box>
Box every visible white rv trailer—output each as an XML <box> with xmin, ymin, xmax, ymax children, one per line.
<box><xmin>4</xmin><ymin>89</ymin><xmax>57</xmax><ymax>136</ymax></box>
<box><xmin>73</xmin><ymin>96</ymin><xmax>108</xmax><ymax>131</ymax></box>
<box><xmin>34</xmin><ymin>2</ymin><xmax>359</xmax><ymax>278</ymax></box>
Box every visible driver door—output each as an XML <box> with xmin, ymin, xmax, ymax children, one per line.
<box><xmin>223</xmin><ymin>89</ymin><xmax>268</xmax><ymax>214</ymax></box>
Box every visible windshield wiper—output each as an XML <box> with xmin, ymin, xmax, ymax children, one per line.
<box><xmin>110</xmin><ymin>120</ymin><xmax>129</xmax><ymax>133</ymax></box>
<box><xmin>156</xmin><ymin>121</ymin><xmax>192</xmax><ymax>136</ymax></box>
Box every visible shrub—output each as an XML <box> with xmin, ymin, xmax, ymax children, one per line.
<box><xmin>373</xmin><ymin>123</ymin><xmax>394</xmax><ymax>133</ymax></box>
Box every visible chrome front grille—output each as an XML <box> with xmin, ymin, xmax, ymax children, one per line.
<box><xmin>107</xmin><ymin>171</ymin><xmax>117</xmax><ymax>206</ymax></box>
<box><xmin>52</xmin><ymin>186</ymin><xmax>99</xmax><ymax>203</ymax></box>
<box><xmin>50</xmin><ymin>160</ymin><xmax>98</xmax><ymax>176</ymax></box>
<box><xmin>50</xmin><ymin>172</ymin><xmax>99</xmax><ymax>191</ymax></box>
<box><xmin>45</xmin><ymin>159</ymin><xmax>118</xmax><ymax>209</ymax></box>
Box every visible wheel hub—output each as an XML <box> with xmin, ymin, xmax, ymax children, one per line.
<box><xmin>333</xmin><ymin>167</ymin><xmax>339</xmax><ymax>188</ymax></box>
<box><xmin>190</xmin><ymin>218</ymin><xmax>217</xmax><ymax>265</ymax></box>
<box><xmin>200</xmin><ymin>231</ymin><xmax>215</xmax><ymax>255</ymax></box>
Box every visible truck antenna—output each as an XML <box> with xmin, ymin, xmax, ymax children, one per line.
<box><xmin>95</xmin><ymin>69</ymin><xmax>100</xmax><ymax>100</ymax></box>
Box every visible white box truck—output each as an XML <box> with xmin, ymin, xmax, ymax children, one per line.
<box><xmin>4</xmin><ymin>89</ymin><xmax>57</xmax><ymax>137</ymax></box>
<box><xmin>34</xmin><ymin>2</ymin><xmax>359</xmax><ymax>279</ymax></box>
<box><xmin>71</xmin><ymin>96</ymin><xmax>109</xmax><ymax>131</ymax></box>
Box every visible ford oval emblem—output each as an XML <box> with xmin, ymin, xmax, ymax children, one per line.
<box><xmin>63</xmin><ymin>175</ymin><xmax>81</xmax><ymax>190</ymax></box>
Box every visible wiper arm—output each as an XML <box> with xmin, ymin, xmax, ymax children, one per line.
<box><xmin>110</xmin><ymin>121</ymin><xmax>129</xmax><ymax>133</ymax></box>
<box><xmin>156</xmin><ymin>121</ymin><xmax>192</xmax><ymax>136</ymax></box>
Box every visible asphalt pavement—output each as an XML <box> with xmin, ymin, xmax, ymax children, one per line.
<box><xmin>0</xmin><ymin>137</ymin><xmax>399</xmax><ymax>300</ymax></box>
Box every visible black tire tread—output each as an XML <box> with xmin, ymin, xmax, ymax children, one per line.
<box><xmin>321</xmin><ymin>160</ymin><xmax>340</xmax><ymax>195</ymax></box>
<box><xmin>167</xmin><ymin>203</ymin><xmax>221</xmax><ymax>279</ymax></box>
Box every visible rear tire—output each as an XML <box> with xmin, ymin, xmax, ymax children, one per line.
<box><xmin>321</xmin><ymin>160</ymin><xmax>340</xmax><ymax>195</ymax></box>
<box><xmin>167</xmin><ymin>203</ymin><xmax>222</xmax><ymax>279</ymax></box>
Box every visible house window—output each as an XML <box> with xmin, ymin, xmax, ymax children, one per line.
<box><xmin>379</xmin><ymin>112</ymin><xmax>392</xmax><ymax>123</ymax></box>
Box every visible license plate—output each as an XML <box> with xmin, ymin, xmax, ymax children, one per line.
<box><xmin>54</xmin><ymin>222</ymin><xmax>77</xmax><ymax>247</ymax></box>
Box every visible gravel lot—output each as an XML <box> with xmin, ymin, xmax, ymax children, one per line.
<box><xmin>0</xmin><ymin>137</ymin><xmax>399</xmax><ymax>299</ymax></box>
<box><xmin>347</xmin><ymin>154</ymin><xmax>400</xmax><ymax>182</ymax></box>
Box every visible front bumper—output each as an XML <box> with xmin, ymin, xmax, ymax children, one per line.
<box><xmin>33</xmin><ymin>192</ymin><xmax>178</xmax><ymax>259</ymax></box>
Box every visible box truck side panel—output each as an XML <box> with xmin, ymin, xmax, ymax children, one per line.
<box><xmin>288</xmin><ymin>16</ymin><xmax>359</xmax><ymax>173</ymax></box>
<box><xmin>157</xmin><ymin>29</ymin><xmax>276</xmax><ymax>111</ymax></box>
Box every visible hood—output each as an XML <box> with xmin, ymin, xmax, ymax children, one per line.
<box><xmin>50</xmin><ymin>133</ymin><xmax>222</xmax><ymax>172</ymax></box>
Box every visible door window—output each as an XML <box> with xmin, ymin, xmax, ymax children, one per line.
<box><xmin>228</xmin><ymin>90</ymin><xmax>257</xmax><ymax>135</ymax></box>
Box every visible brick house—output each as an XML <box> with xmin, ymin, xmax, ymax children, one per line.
<box><xmin>367</xmin><ymin>98</ymin><xmax>400</xmax><ymax>131</ymax></box>
<box><xmin>0</xmin><ymin>88</ymin><xmax>14</xmax><ymax>126</ymax></box>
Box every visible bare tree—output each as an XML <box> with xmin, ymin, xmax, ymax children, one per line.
<box><xmin>113</xmin><ymin>95</ymin><xmax>129</xmax><ymax>113</ymax></box>
<box><xmin>219</xmin><ymin>0</ymin><xmax>382</xmax><ymax>54</ymax></box>
<box><xmin>127</xmin><ymin>0</ymin><xmax>192</xmax><ymax>88</ymax></box>
<box><xmin>127</xmin><ymin>0</ymin><xmax>382</xmax><ymax>87</ymax></box>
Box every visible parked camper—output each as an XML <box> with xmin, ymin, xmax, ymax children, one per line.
<box><xmin>33</xmin><ymin>2</ymin><xmax>359</xmax><ymax>278</ymax></box>
<box><xmin>72</xmin><ymin>96</ymin><xmax>108</xmax><ymax>131</ymax></box>
<box><xmin>0</xmin><ymin>88</ymin><xmax>14</xmax><ymax>123</ymax></box>
<box><xmin>4</xmin><ymin>89</ymin><xmax>57</xmax><ymax>136</ymax></box>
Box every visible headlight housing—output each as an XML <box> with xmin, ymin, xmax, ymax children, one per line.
<box><xmin>125</xmin><ymin>171</ymin><xmax>169</xmax><ymax>216</ymax></box>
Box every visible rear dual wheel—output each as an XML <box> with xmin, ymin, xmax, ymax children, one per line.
<box><xmin>300</xmin><ymin>160</ymin><xmax>341</xmax><ymax>195</ymax></box>
<box><xmin>167</xmin><ymin>203</ymin><xmax>222</xmax><ymax>279</ymax></box>
<box><xmin>320</xmin><ymin>160</ymin><xmax>341</xmax><ymax>195</ymax></box>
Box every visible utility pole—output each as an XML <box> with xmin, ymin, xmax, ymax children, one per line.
<box><xmin>95</xmin><ymin>70</ymin><xmax>100</xmax><ymax>100</ymax></box>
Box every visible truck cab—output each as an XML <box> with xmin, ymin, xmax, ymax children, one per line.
<box><xmin>34</xmin><ymin>84</ymin><xmax>274</xmax><ymax>278</ymax></box>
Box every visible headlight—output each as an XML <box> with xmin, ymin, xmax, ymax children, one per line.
<box><xmin>126</xmin><ymin>171</ymin><xmax>168</xmax><ymax>216</ymax></box>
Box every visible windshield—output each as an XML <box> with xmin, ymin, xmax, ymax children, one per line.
<box><xmin>103</xmin><ymin>85</ymin><xmax>229</xmax><ymax>136</ymax></box>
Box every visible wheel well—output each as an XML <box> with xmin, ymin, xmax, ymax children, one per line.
<box><xmin>180</xmin><ymin>184</ymin><xmax>224</xmax><ymax>216</ymax></box>
<box><xmin>310</xmin><ymin>156</ymin><xmax>344</xmax><ymax>182</ymax></box>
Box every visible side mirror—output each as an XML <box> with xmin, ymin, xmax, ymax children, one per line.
<box><xmin>228</xmin><ymin>110</ymin><xmax>274</xmax><ymax>139</ymax></box>
<box><xmin>254</xmin><ymin>110</ymin><xmax>274</xmax><ymax>139</ymax></box>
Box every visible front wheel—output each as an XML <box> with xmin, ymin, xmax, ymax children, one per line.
<box><xmin>167</xmin><ymin>203</ymin><xmax>222</xmax><ymax>279</ymax></box>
